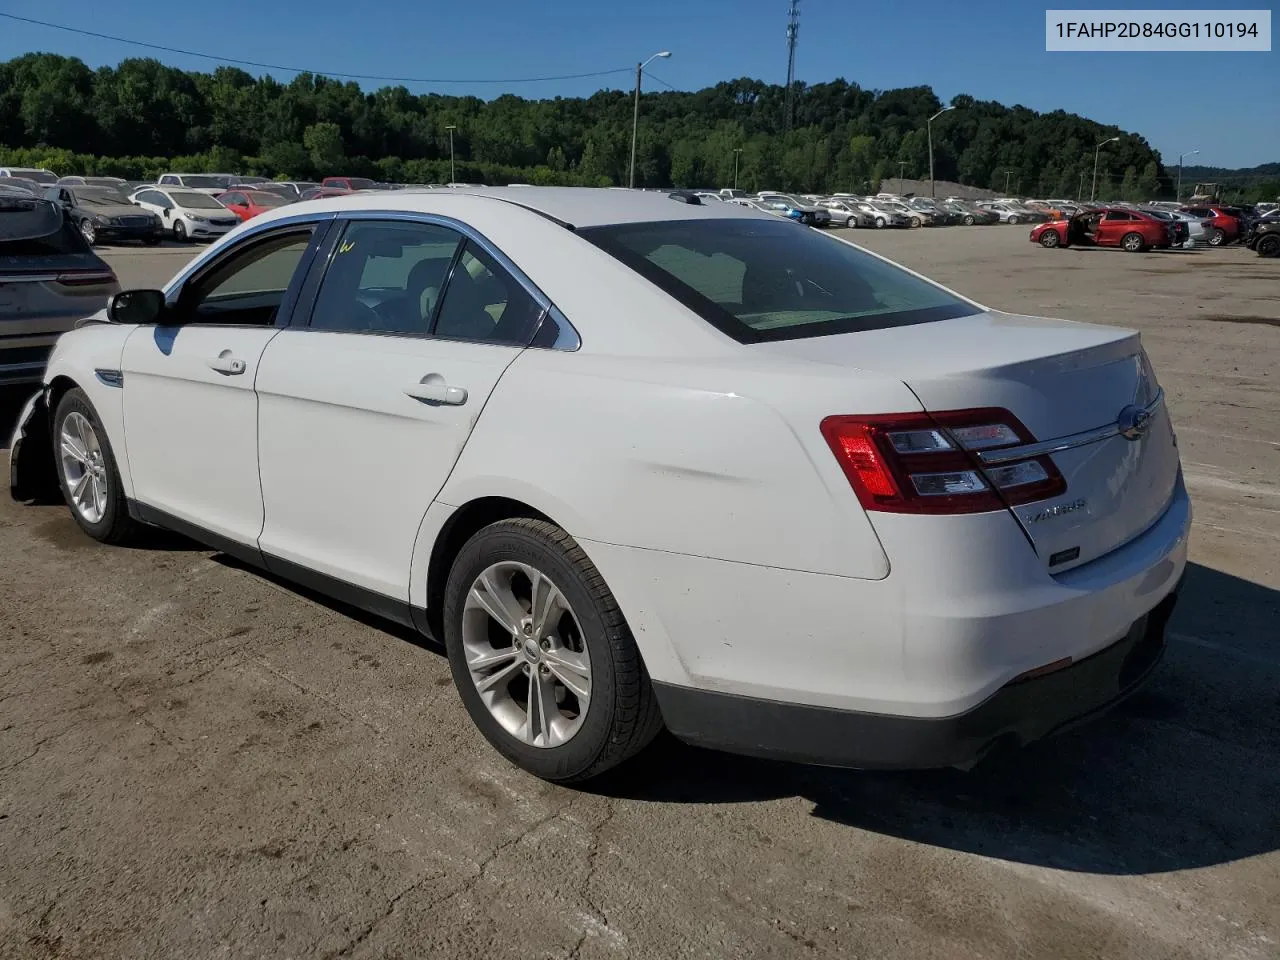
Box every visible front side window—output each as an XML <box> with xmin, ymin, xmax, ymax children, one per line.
<box><xmin>175</xmin><ymin>230</ymin><xmax>314</xmax><ymax>327</ymax></box>
<box><xmin>309</xmin><ymin>220</ymin><xmax>463</xmax><ymax>335</ymax></box>
<box><xmin>580</xmin><ymin>217</ymin><xmax>974</xmax><ymax>344</ymax></box>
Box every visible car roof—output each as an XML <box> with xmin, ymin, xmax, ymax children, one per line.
<box><xmin>267</xmin><ymin>186</ymin><xmax>770</xmax><ymax>229</ymax></box>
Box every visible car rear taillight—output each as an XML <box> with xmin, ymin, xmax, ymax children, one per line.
<box><xmin>820</xmin><ymin>409</ymin><xmax>1066</xmax><ymax>515</ymax></box>
<box><xmin>56</xmin><ymin>270</ymin><xmax>116</xmax><ymax>286</ymax></box>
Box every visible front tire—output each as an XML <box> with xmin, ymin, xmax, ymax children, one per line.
<box><xmin>79</xmin><ymin>219</ymin><xmax>97</xmax><ymax>245</ymax></box>
<box><xmin>910</xmin><ymin>216</ymin><xmax>921</xmax><ymax>228</ymax></box>
<box><xmin>875</xmin><ymin>217</ymin><xmax>886</xmax><ymax>229</ymax></box>
<box><xmin>1208</xmin><ymin>228</ymin><xmax>1226</xmax><ymax>246</ymax></box>
<box><xmin>963</xmin><ymin>214</ymin><xmax>976</xmax><ymax>226</ymax></box>
<box><xmin>173</xmin><ymin>220</ymin><xmax>188</xmax><ymax>241</ymax></box>
<box><xmin>443</xmin><ymin>518</ymin><xmax>663</xmax><ymax>783</ymax></box>
<box><xmin>53</xmin><ymin>388</ymin><xmax>140</xmax><ymax>545</ymax></box>
<box><xmin>1039</xmin><ymin>230</ymin><xmax>1061</xmax><ymax>248</ymax></box>
<box><xmin>1258</xmin><ymin>234</ymin><xmax>1280</xmax><ymax>258</ymax></box>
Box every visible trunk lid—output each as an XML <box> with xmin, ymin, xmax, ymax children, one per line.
<box><xmin>758</xmin><ymin>310</ymin><xmax>1181</xmax><ymax>572</ymax></box>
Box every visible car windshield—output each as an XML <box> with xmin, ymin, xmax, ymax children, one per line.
<box><xmin>181</xmin><ymin>175</ymin><xmax>232</xmax><ymax>189</ymax></box>
<box><xmin>170</xmin><ymin>191</ymin><xmax>224</xmax><ymax>209</ymax></box>
<box><xmin>77</xmin><ymin>188</ymin><xmax>131</xmax><ymax>206</ymax></box>
<box><xmin>579</xmin><ymin>218</ymin><xmax>974</xmax><ymax>344</ymax></box>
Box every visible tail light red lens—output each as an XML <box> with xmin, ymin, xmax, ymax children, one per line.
<box><xmin>820</xmin><ymin>409</ymin><xmax>1066</xmax><ymax>515</ymax></box>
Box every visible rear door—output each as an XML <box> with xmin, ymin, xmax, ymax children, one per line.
<box><xmin>254</xmin><ymin>216</ymin><xmax>546</xmax><ymax>600</ymax></box>
<box><xmin>1095</xmin><ymin>210</ymin><xmax>1132</xmax><ymax>246</ymax></box>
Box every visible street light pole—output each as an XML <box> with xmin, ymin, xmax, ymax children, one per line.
<box><xmin>445</xmin><ymin>124</ymin><xmax>457</xmax><ymax>184</ymax></box>
<box><xmin>1091</xmin><ymin>135</ymin><xmax>1119</xmax><ymax>202</ymax></box>
<box><xmin>927</xmin><ymin>105</ymin><xmax>955</xmax><ymax>198</ymax></box>
<box><xmin>629</xmin><ymin>50</ymin><xmax>671</xmax><ymax>188</ymax></box>
<box><xmin>1004</xmin><ymin>170</ymin><xmax>1013</xmax><ymax>194</ymax></box>
<box><xmin>733</xmin><ymin>148</ymin><xmax>743</xmax><ymax>189</ymax></box>
<box><xmin>1176</xmin><ymin>148</ymin><xmax>1199</xmax><ymax>202</ymax></box>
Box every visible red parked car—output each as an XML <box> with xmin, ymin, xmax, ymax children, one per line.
<box><xmin>1180</xmin><ymin>205</ymin><xmax>1241</xmax><ymax>246</ymax></box>
<box><xmin>1030</xmin><ymin>208</ymin><xmax>1175</xmax><ymax>252</ymax></box>
<box><xmin>215</xmin><ymin>189</ymin><xmax>288</xmax><ymax>222</ymax></box>
<box><xmin>298</xmin><ymin>186</ymin><xmax>355</xmax><ymax>201</ymax></box>
<box><xmin>320</xmin><ymin>176</ymin><xmax>381</xmax><ymax>191</ymax></box>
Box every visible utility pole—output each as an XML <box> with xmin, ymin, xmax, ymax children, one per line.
<box><xmin>927</xmin><ymin>105</ymin><xmax>955</xmax><ymax>198</ymax></box>
<box><xmin>629</xmin><ymin>51</ymin><xmax>671</xmax><ymax>188</ymax></box>
<box><xmin>1092</xmin><ymin>135</ymin><xmax>1119</xmax><ymax>202</ymax></box>
<box><xmin>1176</xmin><ymin>148</ymin><xmax>1199</xmax><ymax>202</ymax></box>
<box><xmin>445</xmin><ymin>125</ymin><xmax>457</xmax><ymax>183</ymax></box>
<box><xmin>733</xmin><ymin>148</ymin><xmax>743</xmax><ymax>189</ymax></box>
<box><xmin>784</xmin><ymin>0</ymin><xmax>800</xmax><ymax>131</ymax></box>
<box><xmin>1004</xmin><ymin>170</ymin><xmax>1013</xmax><ymax>194</ymax></box>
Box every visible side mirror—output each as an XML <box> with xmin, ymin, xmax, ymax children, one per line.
<box><xmin>108</xmin><ymin>289</ymin><xmax>167</xmax><ymax>325</ymax></box>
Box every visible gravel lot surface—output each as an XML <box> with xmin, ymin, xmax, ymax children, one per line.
<box><xmin>2</xmin><ymin>226</ymin><xmax>1278</xmax><ymax>959</ymax></box>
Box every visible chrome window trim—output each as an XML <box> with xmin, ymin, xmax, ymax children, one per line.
<box><xmin>976</xmin><ymin>389</ymin><xmax>1165</xmax><ymax>466</ymax></box>
<box><xmin>331</xmin><ymin>210</ymin><xmax>580</xmax><ymax>351</ymax></box>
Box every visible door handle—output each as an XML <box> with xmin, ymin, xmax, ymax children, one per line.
<box><xmin>404</xmin><ymin>375</ymin><xmax>468</xmax><ymax>406</ymax></box>
<box><xmin>207</xmin><ymin>353</ymin><xmax>247</xmax><ymax>376</ymax></box>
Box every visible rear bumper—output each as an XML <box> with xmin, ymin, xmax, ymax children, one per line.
<box><xmin>655</xmin><ymin>586</ymin><xmax>1178</xmax><ymax>770</ymax></box>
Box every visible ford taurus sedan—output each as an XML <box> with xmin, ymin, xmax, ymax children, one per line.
<box><xmin>9</xmin><ymin>188</ymin><xmax>1190</xmax><ymax>783</ymax></box>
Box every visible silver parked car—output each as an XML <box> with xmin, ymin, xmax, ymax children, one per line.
<box><xmin>758</xmin><ymin>193</ymin><xmax>832</xmax><ymax>227</ymax></box>
<box><xmin>0</xmin><ymin>195</ymin><xmax>119</xmax><ymax>385</ymax></box>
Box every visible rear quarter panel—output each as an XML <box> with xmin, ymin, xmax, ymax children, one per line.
<box><xmin>437</xmin><ymin>348</ymin><xmax>910</xmax><ymax>581</ymax></box>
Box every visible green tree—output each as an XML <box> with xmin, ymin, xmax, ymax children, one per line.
<box><xmin>303</xmin><ymin>121</ymin><xmax>344</xmax><ymax>171</ymax></box>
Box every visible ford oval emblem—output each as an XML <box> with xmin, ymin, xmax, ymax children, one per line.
<box><xmin>1117</xmin><ymin>405</ymin><xmax>1153</xmax><ymax>441</ymax></box>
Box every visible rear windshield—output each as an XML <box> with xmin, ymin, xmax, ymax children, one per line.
<box><xmin>579</xmin><ymin>218</ymin><xmax>974</xmax><ymax>343</ymax></box>
<box><xmin>0</xmin><ymin>200</ymin><xmax>90</xmax><ymax>256</ymax></box>
<box><xmin>180</xmin><ymin>175</ymin><xmax>232</xmax><ymax>189</ymax></box>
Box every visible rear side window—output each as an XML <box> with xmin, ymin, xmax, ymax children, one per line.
<box><xmin>579</xmin><ymin>218</ymin><xmax>973</xmax><ymax>344</ymax></box>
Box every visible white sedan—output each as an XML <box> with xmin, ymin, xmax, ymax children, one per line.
<box><xmin>129</xmin><ymin>186</ymin><xmax>240</xmax><ymax>242</ymax></box>
<box><xmin>8</xmin><ymin>188</ymin><xmax>1190</xmax><ymax>782</ymax></box>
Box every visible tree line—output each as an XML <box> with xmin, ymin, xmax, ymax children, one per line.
<box><xmin>1</xmin><ymin>52</ymin><xmax>1275</xmax><ymax>201</ymax></box>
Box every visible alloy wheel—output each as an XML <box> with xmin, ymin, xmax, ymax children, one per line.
<box><xmin>462</xmin><ymin>561</ymin><xmax>592</xmax><ymax>748</ymax></box>
<box><xmin>80</xmin><ymin>219</ymin><xmax>96</xmax><ymax>245</ymax></box>
<box><xmin>59</xmin><ymin>411</ymin><xmax>108</xmax><ymax>524</ymax></box>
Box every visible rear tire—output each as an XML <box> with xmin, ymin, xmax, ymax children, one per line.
<box><xmin>443</xmin><ymin>518</ymin><xmax>663</xmax><ymax>783</ymax></box>
<box><xmin>52</xmin><ymin>388</ymin><xmax>141</xmax><ymax>545</ymax></box>
<box><xmin>910</xmin><ymin>216</ymin><xmax>921</xmax><ymax>228</ymax></box>
<box><xmin>1121</xmin><ymin>232</ymin><xmax>1146</xmax><ymax>252</ymax></box>
<box><xmin>875</xmin><ymin>217</ymin><xmax>886</xmax><ymax>229</ymax></box>
<box><xmin>963</xmin><ymin>214</ymin><xmax>975</xmax><ymax>226</ymax></box>
<box><xmin>1208</xmin><ymin>228</ymin><xmax>1226</xmax><ymax>247</ymax></box>
<box><xmin>1258</xmin><ymin>234</ymin><xmax>1280</xmax><ymax>258</ymax></box>
<box><xmin>1039</xmin><ymin>230</ymin><xmax>1061</xmax><ymax>248</ymax></box>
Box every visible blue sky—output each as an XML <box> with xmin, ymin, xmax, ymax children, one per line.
<box><xmin>1</xmin><ymin>0</ymin><xmax>1275</xmax><ymax>167</ymax></box>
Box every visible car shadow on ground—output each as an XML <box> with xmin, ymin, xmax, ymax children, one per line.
<box><xmin>7</xmin><ymin>381</ymin><xmax>1275</xmax><ymax>876</ymax></box>
<box><xmin>588</xmin><ymin>561</ymin><xmax>1280</xmax><ymax>876</ymax></box>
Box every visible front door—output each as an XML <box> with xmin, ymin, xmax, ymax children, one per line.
<box><xmin>120</xmin><ymin>224</ymin><xmax>324</xmax><ymax>548</ymax></box>
<box><xmin>254</xmin><ymin>217</ymin><xmax>546</xmax><ymax>600</ymax></box>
